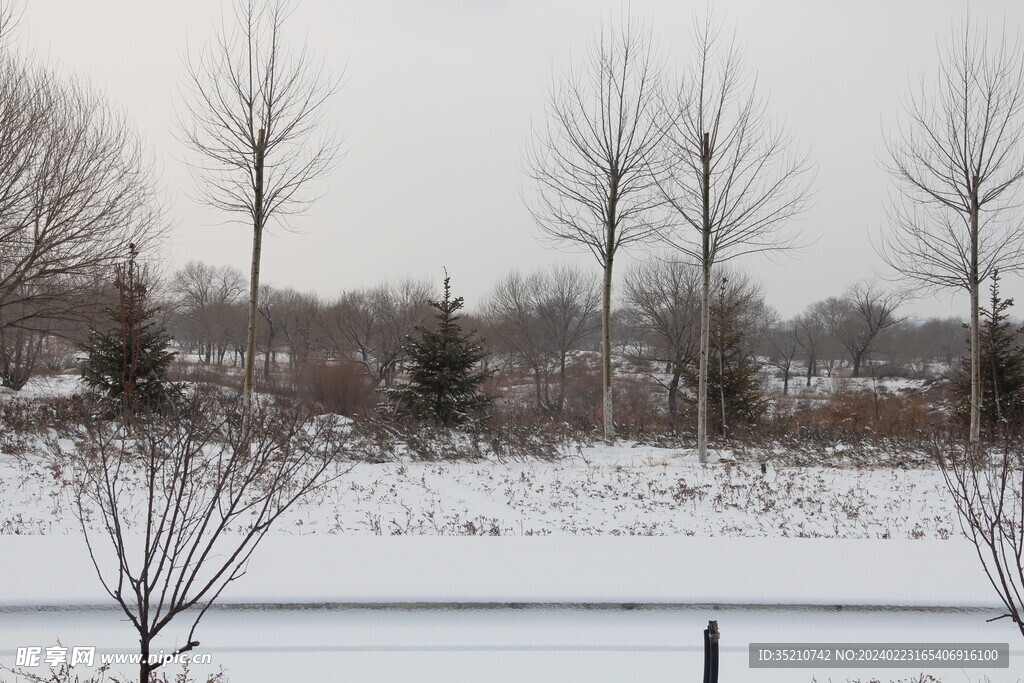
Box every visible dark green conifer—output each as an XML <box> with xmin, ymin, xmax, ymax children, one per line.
<box><xmin>389</xmin><ymin>273</ymin><xmax>490</xmax><ymax>426</ymax></box>
<box><xmin>684</xmin><ymin>279</ymin><xmax>767</xmax><ymax>437</ymax></box>
<box><xmin>953</xmin><ymin>271</ymin><xmax>1024</xmax><ymax>437</ymax></box>
<box><xmin>81</xmin><ymin>245</ymin><xmax>176</xmax><ymax>415</ymax></box>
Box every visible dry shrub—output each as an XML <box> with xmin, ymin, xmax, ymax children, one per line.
<box><xmin>292</xmin><ymin>360</ymin><xmax>376</xmax><ymax>416</ymax></box>
<box><xmin>349</xmin><ymin>412</ymin><xmax>578</xmax><ymax>462</ymax></box>
<box><xmin>610</xmin><ymin>374</ymin><xmax>678</xmax><ymax>436</ymax></box>
<box><xmin>767</xmin><ymin>387</ymin><xmax>940</xmax><ymax>443</ymax></box>
<box><xmin>169</xmin><ymin>362</ymin><xmax>242</xmax><ymax>389</ymax></box>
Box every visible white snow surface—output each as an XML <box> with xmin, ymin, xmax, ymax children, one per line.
<box><xmin>0</xmin><ymin>535</ymin><xmax>1002</xmax><ymax>609</ymax></box>
<box><xmin>1</xmin><ymin>376</ymin><xmax>1020</xmax><ymax>681</ymax></box>
<box><xmin>2</xmin><ymin>449</ymin><xmax>959</xmax><ymax>538</ymax></box>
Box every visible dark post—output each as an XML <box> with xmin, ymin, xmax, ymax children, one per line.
<box><xmin>703</xmin><ymin>620</ymin><xmax>719</xmax><ymax>683</ymax></box>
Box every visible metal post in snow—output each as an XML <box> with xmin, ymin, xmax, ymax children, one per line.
<box><xmin>703</xmin><ymin>620</ymin><xmax>719</xmax><ymax>683</ymax></box>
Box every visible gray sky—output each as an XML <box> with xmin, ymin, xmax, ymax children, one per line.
<box><xmin>15</xmin><ymin>0</ymin><xmax>1024</xmax><ymax>320</ymax></box>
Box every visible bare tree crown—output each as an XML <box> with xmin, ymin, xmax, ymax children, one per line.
<box><xmin>883</xmin><ymin>19</ymin><xmax>1024</xmax><ymax>291</ymax></box>
<box><xmin>524</xmin><ymin>15</ymin><xmax>667</xmax><ymax>266</ymax></box>
<box><xmin>658</xmin><ymin>15</ymin><xmax>814</xmax><ymax>265</ymax></box>
<box><xmin>178</xmin><ymin>0</ymin><xmax>342</xmax><ymax>229</ymax></box>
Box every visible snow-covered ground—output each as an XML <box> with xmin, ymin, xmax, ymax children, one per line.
<box><xmin>1</xmin><ymin>374</ymin><xmax>1019</xmax><ymax>682</ymax></box>
<box><xmin>0</xmin><ymin>373</ymin><xmax>81</xmax><ymax>401</ymax></box>
<box><xmin>1</xmin><ymin>537</ymin><xmax>1020</xmax><ymax>681</ymax></box>
<box><xmin>762</xmin><ymin>372</ymin><xmax>940</xmax><ymax>399</ymax></box>
<box><xmin>1</xmin><ymin>443</ymin><xmax>957</xmax><ymax>537</ymax></box>
<box><xmin>3</xmin><ymin>602</ymin><xmax>1019</xmax><ymax>683</ymax></box>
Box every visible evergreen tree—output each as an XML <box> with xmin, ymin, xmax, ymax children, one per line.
<box><xmin>953</xmin><ymin>271</ymin><xmax>1024</xmax><ymax>437</ymax></box>
<box><xmin>388</xmin><ymin>274</ymin><xmax>490</xmax><ymax>426</ymax></box>
<box><xmin>683</xmin><ymin>280</ymin><xmax>767</xmax><ymax>437</ymax></box>
<box><xmin>81</xmin><ymin>245</ymin><xmax>176</xmax><ymax>415</ymax></box>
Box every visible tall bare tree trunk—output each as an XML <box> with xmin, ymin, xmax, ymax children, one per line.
<box><xmin>969</xmin><ymin>175</ymin><xmax>981</xmax><ymax>450</ymax></box>
<box><xmin>242</xmin><ymin>128</ymin><xmax>265</xmax><ymax>431</ymax></box>
<box><xmin>601</xmin><ymin>242</ymin><xmax>615</xmax><ymax>444</ymax></box>
<box><xmin>697</xmin><ymin>132</ymin><xmax>712</xmax><ymax>463</ymax></box>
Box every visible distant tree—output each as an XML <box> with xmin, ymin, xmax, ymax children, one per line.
<box><xmin>389</xmin><ymin>275</ymin><xmax>490</xmax><ymax>426</ymax></box>
<box><xmin>169</xmin><ymin>261</ymin><xmax>246</xmax><ymax>364</ymax></box>
<box><xmin>883</xmin><ymin>18</ymin><xmax>1024</xmax><ymax>448</ymax></box>
<box><xmin>821</xmin><ymin>282</ymin><xmax>903</xmax><ymax>377</ymax></box>
<box><xmin>0</xmin><ymin>307</ymin><xmax>53</xmax><ymax>390</ymax></box>
<box><xmin>917</xmin><ymin>317</ymin><xmax>964</xmax><ymax>367</ymax></box>
<box><xmin>275</xmin><ymin>288</ymin><xmax>323</xmax><ymax>369</ymax></box>
<box><xmin>484</xmin><ymin>265</ymin><xmax>598</xmax><ymax>412</ymax></box>
<box><xmin>953</xmin><ymin>272</ymin><xmax>1024</xmax><ymax>438</ymax></box>
<box><xmin>320</xmin><ymin>278</ymin><xmax>433</xmax><ymax>388</ymax></box>
<box><xmin>658</xmin><ymin>14</ymin><xmax>813</xmax><ymax>461</ymax></box>
<box><xmin>81</xmin><ymin>246</ymin><xmax>176</xmax><ymax>418</ymax></box>
<box><xmin>525</xmin><ymin>15</ymin><xmax>667</xmax><ymax>443</ymax></box>
<box><xmin>793</xmin><ymin>301</ymin><xmax>836</xmax><ymax>387</ymax></box>
<box><xmin>623</xmin><ymin>258</ymin><xmax>701</xmax><ymax>415</ymax></box>
<box><xmin>764</xmin><ymin>320</ymin><xmax>798</xmax><ymax>396</ymax></box>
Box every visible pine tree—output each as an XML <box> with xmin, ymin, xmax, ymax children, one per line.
<box><xmin>953</xmin><ymin>271</ymin><xmax>1024</xmax><ymax>438</ymax></box>
<box><xmin>388</xmin><ymin>274</ymin><xmax>490</xmax><ymax>426</ymax></box>
<box><xmin>81</xmin><ymin>245</ymin><xmax>176</xmax><ymax>415</ymax></box>
<box><xmin>683</xmin><ymin>281</ymin><xmax>767</xmax><ymax>437</ymax></box>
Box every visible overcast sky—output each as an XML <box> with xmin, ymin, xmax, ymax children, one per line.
<box><xmin>14</xmin><ymin>0</ymin><xmax>1024</xmax><ymax>319</ymax></box>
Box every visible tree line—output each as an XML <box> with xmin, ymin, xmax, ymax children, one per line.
<box><xmin>85</xmin><ymin>258</ymin><xmax>961</xmax><ymax>415</ymax></box>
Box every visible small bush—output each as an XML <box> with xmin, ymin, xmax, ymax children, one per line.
<box><xmin>292</xmin><ymin>360</ymin><xmax>377</xmax><ymax>416</ymax></box>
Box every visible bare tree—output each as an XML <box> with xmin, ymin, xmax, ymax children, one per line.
<box><xmin>256</xmin><ymin>283</ymin><xmax>283</xmax><ymax>378</ymax></box>
<box><xmin>535</xmin><ymin>265</ymin><xmax>600</xmax><ymax>411</ymax></box>
<box><xmin>524</xmin><ymin>15</ymin><xmax>667</xmax><ymax>443</ymax></box>
<box><xmin>938</xmin><ymin>443</ymin><xmax>1024</xmax><ymax>640</ymax></box>
<box><xmin>764</xmin><ymin>320</ymin><xmax>799</xmax><ymax>396</ymax></box>
<box><xmin>277</xmin><ymin>288</ymin><xmax>323</xmax><ymax>368</ymax></box>
<box><xmin>657</xmin><ymin>15</ymin><xmax>812</xmax><ymax>461</ymax></box>
<box><xmin>57</xmin><ymin>391</ymin><xmax>348</xmax><ymax>683</ymax></box>
<box><xmin>883</xmin><ymin>18</ymin><xmax>1024</xmax><ymax>448</ymax></box>
<box><xmin>321</xmin><ymin>278</ymin><xmax>433</xmax><ymax>388</ymax></box>
<box><xmin>484</xmin><ymin>265</ymin><xmax>598</xmax><ymax>412</ymax></box>
<box><xmin>821</xmin><ymin>282</ymin><xmax>904</xmax><ymax>377</ymax></box>
<box><xmin>794</xmin><ymin>301</ymin><xmax>834</xmax><ymax>388</ymax></box>
<box><xmin>623</xmin><ymin>257</ymin><xmax>701</xmax><ymax>414</ymax></box>
<box><xmin>484</xmin><ymin>271</ymin><xmax>553</xmax><ymax>410</ymax></box>
<box><xmin>0</xmin><ymin>53</ymin><xmax>165</xmax><ymax>388</ymax></box>
<box><xmin>179</xmin><ymin>0</ymin><xmax>342</xmax><ymax>425</ymax></box>
<box><xmin>917</xmin><ymin>316</ymin><xmax>964</xmax><ymax>367</ymax></box>
<box><xmin>169</xmin><ymin>261</ymin><xmax>246</xmax><ymax>364</ymax></box>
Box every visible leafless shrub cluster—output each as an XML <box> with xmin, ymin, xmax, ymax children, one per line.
<box><xmin>48</xmin><ymin>388</ymin><xmax>349</xmax><ymax>683</ymax></box>
<box><xmin>482</xmin><ymin>265</ymin><xmax>599</xmax><ymax>414</ymax></box>
<box><xmin>348</xmin><ymin>412</ymin><xmax>578</xmax><ymax>463</ymax></box>
<box><xmin>935</xmin><ymin>439</ymin><xmax>1024</xmax><ymax>639</ymax></box>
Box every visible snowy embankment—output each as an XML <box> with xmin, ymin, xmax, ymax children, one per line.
<box><xmin>0</xmin><ymin>535</ymin><xmax>1001</xmax><ymax>610</ymax></box>
<box><xmin>0</xmin><ymin>374</ymin><xmax>987</xmax><ymax>613</ymax></box>
<box><xmin>1</xmin><ymin>447</ymin><xmax>959</xmax><ymax>538</ymax></box>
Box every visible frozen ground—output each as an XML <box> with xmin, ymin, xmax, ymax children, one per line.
<box><xmin>1</xmin><ymin>537</ymin><xmax>1020</xmax><ymax>682</ymax></box>
<box><xmin>1</xmin><ymin>374</ymin><xmax>1018</xmax><ymax>682</ymax></box>
<box><xmin>1</xmin><ymin>444</ymin><xmax>959</xmax><ymax>538</ymax></box>
<box><xmin>2</xmin><ymin>603</ymin><xmax>1020</xmax><ymax>683</ymax></box>
<box><xmin>0</xmin><ymin>375</ymin><xmax>959</xmax><ymax>542</ymax></box>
